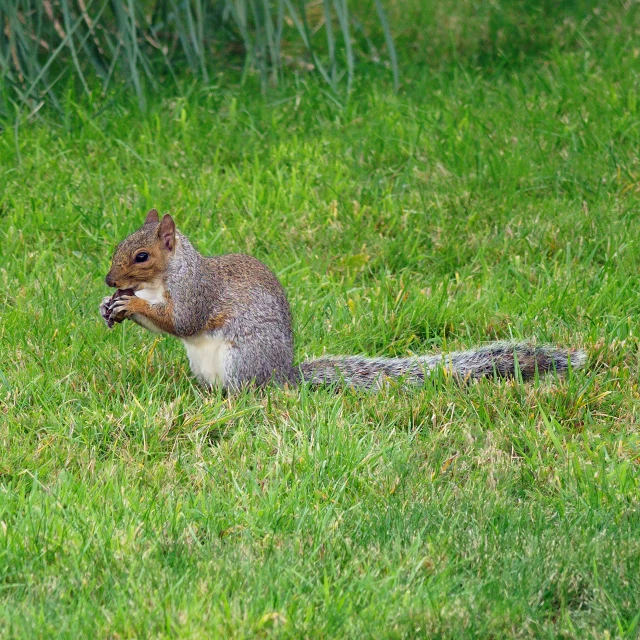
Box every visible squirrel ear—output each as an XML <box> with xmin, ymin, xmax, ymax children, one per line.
<box><xmin>158</xmin><ymin>214</ymin><xmax>176</xmax><ymax>251</ymax></box>
<box><xmin>145</xmin><ymin>208</ymin><xmax>159</xmax><ymax>225</ymax></box>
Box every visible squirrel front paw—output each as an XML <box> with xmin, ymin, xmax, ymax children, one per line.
<box><xmin>99</xmin><ymin>295</ymin><xmax>124</xmax><ymax>329</ymax></box>
<box><xmin>108</xmin><ymin>294</ymin><xmax>146</xmax><ymax>324</ymax></box>
<box><xmin>100</xmin><ymin>289</ymin><xmax>137</xmax><ymax>329</ymax></box>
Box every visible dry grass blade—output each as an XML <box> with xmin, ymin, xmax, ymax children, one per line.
<box><xmin>4</xmin><ymin>0</ymin><xmax>98</xmax><ymax>108</ymax></box>
<box><xmin>285</xmin><ymin>0</ymin><xmax>332</xmax><ymax>88</ymax></box>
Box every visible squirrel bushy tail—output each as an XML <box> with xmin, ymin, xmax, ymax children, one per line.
<box><xmin>299</xmin><ymin>342</ymin><xmax>587</xmax><ymax>389</ymax></box>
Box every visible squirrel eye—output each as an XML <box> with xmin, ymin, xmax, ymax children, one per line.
<box><xmin>134</xmin><ymin>252</ymin><xmax>149</xmax><ymax>263</ymax></box>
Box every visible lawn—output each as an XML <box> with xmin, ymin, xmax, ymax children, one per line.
<box><xmin>1</xmin><ymin>1</ymin><xmax>640</xmax><ymax>637</ymax></box>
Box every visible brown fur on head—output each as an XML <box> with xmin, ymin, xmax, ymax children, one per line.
<box><xmin>105</xmin><ymin>209</ymin><xmax>176</xmax><ymax>290</ymax></box>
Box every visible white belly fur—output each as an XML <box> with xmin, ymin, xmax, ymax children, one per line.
<box><xmin>135</xmin><ymin>282</ymin><xmax>166</xmax><ymax>305</ymax></box>
<box><xmin>181</xmin><ymin>332</ymin><xmax>232</xmax><ymax>387</ymax></box>
<box><xmin>132</xmin><ymin>314</ymin><xmax>164</xmax><ymax>334</ymax></box>
<box><xmin>133</xmin><ymin>281</ymin><xmax>166</xmax><ymax>333</ymax></box>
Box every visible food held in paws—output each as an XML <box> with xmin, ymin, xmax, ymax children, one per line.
<box><xmin>102</xmin><ymin>288</ymin><xmax>135</xmax><ymax>328</ymax></box>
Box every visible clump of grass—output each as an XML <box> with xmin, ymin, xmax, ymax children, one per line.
<box><xmin>0</xmin><ymin>0</ymin><xmax>397</xmax><ymax>114</ymax></box>
<box><xmin>0</xmin><ymin>1</ymin><xmax>639</xmax><ymax>637</ymax></box>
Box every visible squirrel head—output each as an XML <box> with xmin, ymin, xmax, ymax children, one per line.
<box><xmin>105</xmin><ymin>209</ymin><xmax>176</xmax><ymax>289</ymax></box>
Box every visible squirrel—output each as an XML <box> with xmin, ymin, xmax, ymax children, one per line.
<box><xmin>100</xmin><ymin>209</ymin><xmax>587</xmax><ymax>391</ymax></box>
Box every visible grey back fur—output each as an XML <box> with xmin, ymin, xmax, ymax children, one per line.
<box><xmin>166</xmin><ymin>234</ymin><xmax>295</xmax><ymax>388</ymax></box>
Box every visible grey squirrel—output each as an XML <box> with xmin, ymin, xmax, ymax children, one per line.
<box><xmin>100</xmin><ymin>210</ymin><xmax>586</xmax><ymax>390</ymax></box>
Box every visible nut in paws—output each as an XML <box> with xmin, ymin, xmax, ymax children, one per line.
<box><xmin>100</xmin><ymin>288</ymin><xmax>135</xmax><ymax>329</ymax></box>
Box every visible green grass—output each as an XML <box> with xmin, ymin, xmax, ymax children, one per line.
<box><xmin>1</xmin><ymin>2</ymin><xmax>640</xmax><ymax>637</ymax></box>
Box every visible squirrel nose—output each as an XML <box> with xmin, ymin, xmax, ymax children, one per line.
<box><xmin>105</xmin><ymin>273</ymin><xmax>116</xmax><ymax>288</ymax></box>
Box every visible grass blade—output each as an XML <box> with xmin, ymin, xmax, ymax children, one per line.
<box><xmin>373</xmin><ymin>0</ymin><xmax>398</xmax><ymax>91</ymax></box>
<box><xmin>60</xmin><ymin>0</ymin><xmax>90</xmax><ymax>94</ymax></box>
<box><xmin>322</xmin><ymin>0</ymin><xmax>336</xmax><ymax>84</ymax></box>
<box><xmin>14</xmin><ymin>0</ymin><xmax>96</xmax><ymax>108</ymax></box>
<box><xmin>332</xmin><ymin>0</ymin><xmax>353</xmax><ymax>93</ymax></box>
<box><xmin>286</xmin><ymin>0</ymin><xmax>332</xmax><ymax>88</ymax></box>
